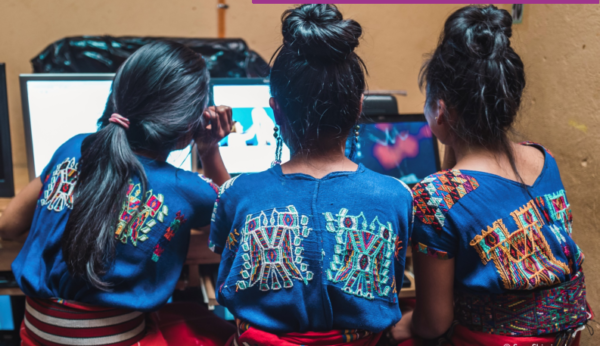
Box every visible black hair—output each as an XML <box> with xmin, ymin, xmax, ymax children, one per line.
<box><xmin>63</xmin><ymin>41</ymin><xmax>210</xmax><ymax>289</ymax></box>
<box><xmin>270</xmin><ymin>4</ymin><xmax>367</xmax><ymax>154</ymax></box>
<box><xmin>420</xmin><ymin>5</ymin><xmax>526</xmax><ymax>178</ymax></box>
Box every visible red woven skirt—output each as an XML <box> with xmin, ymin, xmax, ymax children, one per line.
<box><xmin>225</xmin><ymin>320</ymin><xmax>382</xmax><ymax>346</ymax></box>
<box><xmin>21</xmin><ymin>297</ymin><xmax>235</xmax><ymax>346</ymax></box>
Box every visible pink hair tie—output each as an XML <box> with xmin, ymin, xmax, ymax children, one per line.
<box><xmin>108</xmin><ymin>113</ymin><xmax>130</xmax><ymax>130</ymax></box>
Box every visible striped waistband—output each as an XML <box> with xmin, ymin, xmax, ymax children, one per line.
<box><xmin>24</xmin><ymin>297</ymin><xmax>146</xmax><ymax>346</ymax></box>
<box><xmin>455</xmin><ymin>272</ymin><xmax>589</xmax><ymax>337</ymax></box>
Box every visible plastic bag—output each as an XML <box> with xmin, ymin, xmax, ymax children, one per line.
<box><xmin>31</xmin><ymin>36</ymin><xmax>269</xmax><ymax>78</ymax></box>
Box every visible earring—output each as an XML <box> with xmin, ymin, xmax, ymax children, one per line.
<box><xmin>348</xmin><ymin>124</ymin><xmax>360</xmax><ymax>161</ymax></box>
<box><xmin>272</xmin><ymin>125</ymin><xmax>283</xmax><ymax>167</ymax></box>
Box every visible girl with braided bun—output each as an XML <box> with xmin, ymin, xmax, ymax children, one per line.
<box><xmin>390</xmin><ymin>5</ymin><xmax>592</xmax><ymax>346</ymax></box>
<box><xmin>209</xmin><ymin>4</ymin><xmax>413</xmax><ymax>346</ymax></box>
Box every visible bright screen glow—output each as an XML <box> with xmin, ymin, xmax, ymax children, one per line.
<box><xmin>212</xmin><ymin>84</ymin><xmax>290</xmax><ymax>174</ymax></box>
<box><xmin>350</xmin><ymin>121</ymin><xmax>438</xmax><ymax>185</ymax></box>
<box><xmin>25</xmin><ymin>80</ymin><xmax>192</xmax><ymax>177</ymax></box>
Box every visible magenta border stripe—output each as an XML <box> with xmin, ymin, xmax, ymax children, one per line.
<box><xmin>253</xmin><ymin>1</ymin><xmax>598</xmax><ymax>4</ymax></box>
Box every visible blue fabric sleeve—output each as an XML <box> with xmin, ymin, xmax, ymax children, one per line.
<box><xmin>392</xmin><ymin>179</ymin><xmax>414</xmax><ymax>291</ymax></box>
<box><xmin>209</xmin><ymin>175</ymin><xmax>240</xmax><ymax>255</ymax></box>
<box><xmin>177</xmin><ymin>173</ymin><xmax>219</xmax><ymax>230</ymax></box>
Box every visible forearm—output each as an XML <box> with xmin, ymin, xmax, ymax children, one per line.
<box><xmin>199</xmin><ymin>146</ymin><xmax>230</xmax><ymax>186</ymax></box>
<box><xmin>0</xmin><ymin>177</ymin><xmax>42</xmax><ymax>241</ymax></box>
<box><xmin>412</xmin><ymin>254</ymin><xmax>455</xmax><ymax>339</ymax></box>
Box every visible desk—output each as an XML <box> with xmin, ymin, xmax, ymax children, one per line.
<box><xmin>1</xmin><ymin>166</ymin><xmax>415</xmax><ymax>299</ymax></box>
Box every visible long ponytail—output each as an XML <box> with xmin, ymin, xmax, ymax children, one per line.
<box><xmin>63</xmin><ymin>123</ymin><xmax>147</xmax><ymax>289</ymax></box>
<box><xmin>62</xmin><ymin>41</ymin><xmax>210</xmax><ymax>289</ymax></box>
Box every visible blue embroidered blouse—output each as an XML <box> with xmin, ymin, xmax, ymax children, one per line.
<box><xmin>209</xmin><ymin>164</ymin><xmax>413</xmax><ymax>333</ymax></box>
<box><xmin>411</xmin><ymin>143</ymin><xmax>584</xmax><ymax>294</ymax></box>
<box><xmin>12</xmin><ymin>134</ymin><xmax>218</xmax><ymax>311</ymax></box>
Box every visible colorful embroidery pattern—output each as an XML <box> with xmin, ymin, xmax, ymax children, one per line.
<box><xmin>324</xmin><ymin>209</ymin><xmax>396</xmax><ymax>300</ymax></box>
<box><xmin>543</xmin><ymin>189</ymin><xmax>572</xmax><ymax>234</ymax></box>
<box><xmin>236</xmin><ymin>206</ymin><xmax>313</xmax><ymax>291</ymax></box>
<box><xmin>226</xmin><ymin>229</ymin><xmax>240</xmax><ymax>251</ymax></box>
<box><xmin>152</xmin><ymin>211</ymin><xmax>187</xmax><ymax>262</ymax></box>
<box><xmin>470</xmin><ymin>201</ymin><xmax>570</xmax><ymax>290</ymax></box>
<box><xmin>413</xmin><ymin>170</ymin><xmax>479</xmax><ymax>233</ymax></box>
<box><xmin>394</xmin><ymin>238</ymin><xmax>403</xmax><ymax>261</ymax></box>
<box><xmin>454</xmin><ymin>272</ymin><xmax>588</xmax><ymax>336</ymax></box>
<box><xmin>115</xmin><ymin>182</ymin><xmax>168</xmax><ymax>246</ymax></box>
<box><xmin>40</xmin><ymin>158</ymin><xmax>79</xmax><ymax>212</ymax></box>
<box><xmin>412</xmin><ymin>242</ymin><xmax>449</xmax><ymax>260</ymax></box>
<box><xmin>211</xmin><ymin>175</ymin><xmax>240</xmax><ymax>224</ymax></box>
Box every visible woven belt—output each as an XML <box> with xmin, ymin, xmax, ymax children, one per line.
<box><xmin>24</xmin><ymin>297</ymin><xmax>146</xmax><ymax>346</ymax></box>
<box><xmin>454</xmin><ymin>272</ymin><xmax>589</xmax><ymax>336</ymax></box>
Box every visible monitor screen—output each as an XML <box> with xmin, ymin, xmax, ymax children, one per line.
<box><xmin>21</xmin><ymin>76</ymin><xmax>193</xmax><ymax>179</ymax></box>
<box><xmin>352</xmin><ymin>117</ymin><xmax>439</xmax><ymax>185</ymax></box>
<box><xmin>212</xmin><ymin>82</ymin><xmax>290</xmax><ymax>174</ymax></box>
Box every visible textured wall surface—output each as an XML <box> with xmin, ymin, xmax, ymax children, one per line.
<box><xmin>508</xmin><ymin>6</ymin><xmax>600</xmax><ymax>344</ymax></box>
<box><xmin>0</xmin><ymin>2</ymin><xmax>598</xmax><ymax>342</ymax></box>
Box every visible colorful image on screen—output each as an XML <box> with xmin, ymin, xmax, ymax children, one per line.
<box><xmin>351</xmin><ymin>121</ymin><xmax>438</xmax><ymax>185</ymax></box>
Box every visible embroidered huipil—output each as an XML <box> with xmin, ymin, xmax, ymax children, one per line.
<box><xmin>411</xmin><ymin>143</ymin><xmax>584</xmax><ymax>294</ymax></box>
<box><xmin>209</xmin><ymin>164</ymin><xmax>413</xmax><ymax>333</ymax></box>
<box><xmin>12</xmin><ymin>134</ymin><xmax>218</xmax><ymax>311</ymax></box>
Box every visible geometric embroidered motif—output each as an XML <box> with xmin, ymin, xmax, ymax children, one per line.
<box><xmin>470</xmin><ymin>200</ymin><xmax>570</xmax><ymax>290</ymax></box>
<box><xmin>226</xmin><ymin>229</ymin><xmax>240</xmax><ymax>251</ymax></box>
<box><xmin>413</xmin><ymin>170</ymin><xmax>479</xmax><ymax>233</ymax></box>
<box><xmin>114</xmin><ymin>182</ymin><xmax>168</xmax><ymax>247</ymax></box>
<box><xmin>236</xmin><ymin>206</ymin><xmax>313</xmax><ymax>292</ymax></box>
<box><xmin>40</xmin><ymin>158</ymin><xmax>79</xmax><ymax>212</ymax></box>
<box><xmin>454</xmin><ymin>272</ymin><xmax>588</xmax><ymax>336</ymax></box>
<box><xmin>323</xmin><ymin>208</ymin><xmax>396</xmax><ymax>300</ymax></box>
<box><xmin>543</xmin><ymin>189</ymin><xmax>572</xmax><ymax>234</ymax></box>
<box><xmin>152</xmin><ymin>211</ymin><xmax>187</xmax><ymax>262</ymax></box>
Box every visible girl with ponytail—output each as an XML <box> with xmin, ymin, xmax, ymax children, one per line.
<box><xmin>1</xmin><ymin>41</ymin><xmax>235</xmax><ymax>345</ymax></box>
<box><xmin>208</xmin><ymin>4</ymin><xmax>413</xmax><ymax>346</ymax></box>
<box><xmin>391</xmin><ymin>5</ymin><xmax>592</xmax><ymax>345</ymax></box>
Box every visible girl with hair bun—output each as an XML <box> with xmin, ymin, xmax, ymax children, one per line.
<box><xmin>391</xmin><ymin>5</ymin><xmax>592</xmax><ymax>345</ymax></box>
<box><xmin>209</xmin><ymin>4</ymin><xmax>413</xmax><ymax>345</ymax></box>
<box><xmin>0</xmin><ymin>41</ymin><xmax>235</xmax><ymax>345</ymax></box>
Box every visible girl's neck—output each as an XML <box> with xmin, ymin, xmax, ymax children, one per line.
<box><xmin>134</xmin><ymin>150</ymin><xmax>169</xmax><ymax>162</ymax></box>
<box><xmin>449</xmin><ymin>141</ymin><xmax>543</xmax><ymax>186</ymax></box>
<box><xmin>281</xmin><ymin>145</ymin><xmax>358</xmax><ymax>179</ymax></box>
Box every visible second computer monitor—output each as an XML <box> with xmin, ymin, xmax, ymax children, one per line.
<box><xmin>353</xmin><ymin>114</ymin><xmax>441</xmax><ymax>186</ymax></box>
<box><xmin>211</xmin><ymin>78</ymin><xmax>290</xmax><ymax>174</ymax></box>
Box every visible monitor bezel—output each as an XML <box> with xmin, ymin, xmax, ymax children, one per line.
<box><xmin>20</xmin><ymin>74</ymin><xmax>115</xmax><ymax>181</ymax></box>
<box><xmin>209</xmin><ymin>78</ymin><xmax>270</xmax><ymax>107</ymax></box>
<box><xmin>20</xmin><ymin>73</ymin><xmax>199</xmax><ymax>180</ymax></box>
<box><xmin>359</xmin><ymin>113</ymin><xmax>442</xmax><ymax>185</ymax></box>
<box><xmin>0</xmin><ymin>63</ymin><xmax>15</xmax><ymax>197</ymax></box>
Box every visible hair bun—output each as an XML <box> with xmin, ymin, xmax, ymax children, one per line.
<box><xmin>450</xmin><ymin>5</ymin><xmax>513</xmax><ymax>59</ymax></box>
<box><xmin>281</xmin><ymin>4</ymin><xmax>362</xmax><ymax>63</ymax></box>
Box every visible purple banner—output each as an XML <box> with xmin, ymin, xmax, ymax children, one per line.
<box><xmin>253</xmin><ymin>0</ymin><xmax>598</xmax><ymax>4</ymax></box>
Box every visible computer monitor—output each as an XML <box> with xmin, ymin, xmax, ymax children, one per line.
<box><xmin>20</xmin><ymin>74</ymin><xmax>194</xmax><ymax>181</ymax></box>
<box><xmin>352</xmin><ymin>114</ymin><xmax>441</xmax><ymax>186</ymax></box>
<box><xmin>211</xmin><ymin>78</ymin><xmax>290</xmax><ymax>174</ymax></box>
<box><xmin>0</xmin><ymin>63</ymin><xmax>14</xmax><ymax>197</ymax></box>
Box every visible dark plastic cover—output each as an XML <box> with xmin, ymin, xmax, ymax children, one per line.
<box><xmin>31</xmin><ymin>36</ymin><xmax>270</xmax><ymax>78</ymax></box>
